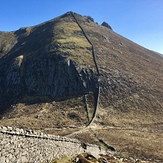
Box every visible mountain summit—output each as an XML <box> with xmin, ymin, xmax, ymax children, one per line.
<box><xmin>0</xmin><ymin>12</ymin><xmax>163</xmax><ymax>161</ymax></box>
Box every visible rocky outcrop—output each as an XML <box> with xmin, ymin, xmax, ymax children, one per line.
<box><xmin>46</xmin><ymin>153</ymin><xmax>156</xmax><ymax>163</ymax></box>
<box><xmin>0</xmin><ymin>54</ymin><xmax>98</xmax><ymax>113</ymax></box>
<box><xmin>0</xmin><ymin>126</ymin><xmax>106</xmax><ymax>163</ymax></box>
<box><xmin>101</xmin><ymin>21</ymin><xmax>112</xmax><ymax>30</ymax></box>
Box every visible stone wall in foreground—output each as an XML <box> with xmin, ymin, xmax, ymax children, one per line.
<box><xmin>0</xmin><ymin>126</ymin><xmax>106</xmax><ymax>163</ymax></box>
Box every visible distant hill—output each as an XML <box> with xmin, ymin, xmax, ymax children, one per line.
<box><xmin>0</xmin><ymin>12</ymin><xmax>163</xmax><ymax>161</ymax></box>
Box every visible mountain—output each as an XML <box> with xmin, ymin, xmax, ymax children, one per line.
<box><xmin>0</xmin><ymin>12</ymin><xmax>163</xmax><ymax>161</ymax></box>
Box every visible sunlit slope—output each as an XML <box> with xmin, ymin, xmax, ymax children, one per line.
<box><xmin>0</xmin><ymin>11</ymin><xmax>162</xmax><ymax>133</ymax></box>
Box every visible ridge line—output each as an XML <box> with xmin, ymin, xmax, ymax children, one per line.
<box><xmin>70</xmin><ymin>12</ymin><xmax>100</xmax><ymax>75</ymax></box>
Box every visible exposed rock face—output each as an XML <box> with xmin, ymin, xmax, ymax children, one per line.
<box><xmin>0</xmin><ymin>58</ymin><xmax>98</xmax><ymax>114</ymax></box>
<box><xmin>1</xmin><ymin>55</ymin><xmax>96</xmax><ymax>100</ymax></box>
<box><xmin>101</xmin><ymin>21</ymin><xmax>112</xmax><ymax>30</ymax></box>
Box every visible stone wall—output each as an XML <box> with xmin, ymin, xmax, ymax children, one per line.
<box><xmin>0</xmin><ymin>126</ymin><xmax>106</xmax><ymax>163</ymax></box>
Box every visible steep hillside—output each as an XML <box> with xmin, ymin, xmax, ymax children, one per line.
<box><xmin>74</xmin><ymin>13</ymin><xmax>163</xmax><ymax>127</ymax></box>
<box><xmin>0</xmin><ymin>13</ymin><xmax>97</xmax><ymax>111</ymax></box>
<box><xmin>0</xmin><ymin>12</ymin><xmax>163</xmax><ymax>161</ymax></box>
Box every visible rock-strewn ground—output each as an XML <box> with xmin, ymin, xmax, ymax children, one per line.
<box><xmin>50</xmin><ymin>152</ymin><xmax>157</xmax><ymax>163</ymax></box>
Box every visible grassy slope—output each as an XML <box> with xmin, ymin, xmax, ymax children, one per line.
<box><xmin>70</xmin><ymin>128</ymin><xmax>163</xmax><ymax>162</ymax></box>
<box><xmin>0</xmin><ymin>12</ymin><xmax>163</xmax><ymax>162</ymax></box>
<box><xmin>74</xmin><ymin>13</ymin><xmax>163</xmax><ymax>127</ymax></box>
<box><xmin>69</xmin><ymin>13</ymin><xmax>163</xmax><ymax>162</ymax></box>
<box><xmin>0</xmin><ymin>32</ymin><xmax>17</xmax><ymax>58</ymax></box>
<box><xmin>51</xmin><ymin>16</ymin><xmax>94</xmax><ymax>68</ymax></box>
<box><xmin>0</xmin><ymin>95</ymin><xmax>92</xmax><ymax>135</ymax></box>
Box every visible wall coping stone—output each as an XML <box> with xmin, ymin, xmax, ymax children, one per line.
<box><xmin>0</xmin><ymin>126</ymin><xmax>99</xmax><ymax>147</ymax></box>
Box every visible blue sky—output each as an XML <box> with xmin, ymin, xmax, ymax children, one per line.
<box><xmin>0</xmin><ymin>0</ymin><xmax>163</xmax><ymax>54</ymax></box>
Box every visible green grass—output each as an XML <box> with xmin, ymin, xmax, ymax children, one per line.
<box><xmin>50</xmin><ymin>16</ymin><xmax>95</xmax><ymax>68</ymax></box>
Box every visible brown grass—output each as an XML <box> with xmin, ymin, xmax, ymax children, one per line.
<box><xmin>0</xmin><ymin>95</ymin><xmax>89</xmax><ymax>134</ymax></box>
<box><xmin>0</xmin><ymin>12</ymin><xmax>163</xmax><ymax>163</ymax></box>
<box><xmin>68</xmin><ymin>127</ymin><xmax>163</xmax><ymax>162</ymax></box>
<box><xmin>50</xmin><ymin>15</ymin><xmax>95</xmax><ymax>68</ymax></box>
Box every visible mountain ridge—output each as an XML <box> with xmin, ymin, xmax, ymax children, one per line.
<box><xmin>0</xmin><ymin>11</ymin><xmax>163</xmax><ymax>161</ymax></box>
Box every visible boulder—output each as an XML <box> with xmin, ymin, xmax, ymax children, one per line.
<box><xmin>101</xmin><ymin>22</ymin><xmax>112</xmax><ymax>30</ymax></box>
